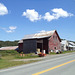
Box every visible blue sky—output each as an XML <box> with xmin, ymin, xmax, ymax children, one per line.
<box><xmin>0</xmin><ymin>0</ymin><xmax>75</xmax><ymax>41</ymax></box>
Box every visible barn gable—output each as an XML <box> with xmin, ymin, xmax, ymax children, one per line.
<box><xmin>48</xmin><ymin>30</ymin><xmax>61</xmax><ymax>52</ymax></box>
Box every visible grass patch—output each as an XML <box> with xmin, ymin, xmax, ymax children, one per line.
<box><xmin>0</xmin><ymin>50</ymin><xmax>39</xmax><ymax>59</ymax></box>
<box><xmin>0</xmin><ymin>55</ymin><xmax>40</xmax><ymax>69</ymax></box>
<box><xmin>0</xmin><ymin>50</ymin><xmax>75</xmax><ymax>69</ymax></box>
<box><xmin>49</xmin><ymin>50</ymin><xmax>75</xmax><ymax>55</ymax></box>
<box><xmin>62</xmin><ymin>50</ymin><xmax>75</xmax><ymax>54</ymax></box>
<box><xmin>49</xmin><ymin>52</ymin><xmax>56</xmax><ymax>55</ymax></box>
<box><xmin>0</xmin><ymin>50</ymin><xmax>40</xmax><ymax>69</ymax></box>
<box><xmin>0</xmin><ymin>59</ymin><xmax>39</xmax><ymax>69</ymax></box>
<box><xmin>15</xmin><ymin>55</ymin><xmax>38</xmax><ymax>59</ymax></box>
<box><xmin>0</xmin><ymin>50</ymin><xmax>18</xmax><ymax>56</ymax></box>
<box><xmin>15</xmin><ymin>53</ymin><xmax>39</xmax><ymax>59</ymax></box>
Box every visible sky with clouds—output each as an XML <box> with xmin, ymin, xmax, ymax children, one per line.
<box><xmin>0</xmin><ymin>0</ymin><xmax>75</xmax><ymax>41</ymax></box>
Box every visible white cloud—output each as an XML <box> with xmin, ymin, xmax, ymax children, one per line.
<box><xmin>43</xmin><ymin>12</ymin><xmax>55</xmax><ymax>21</ymax></box>
<box><xmin>22</xmin><ymin>8</ymin><xmax>73</xmax><ymax>22</ymax></box>
<box><xmin>6</xmin><ymin>30</ymin><xmax>13</xmax><ymax>33</ymax></box>
<box><xmin>43</xmin><ymin>8</ymin><xmax>74</xmax><ymax>21</ymax></box>
<box><xmin>9</xmin><ymin>26</ymin><xmax>17</xmax><ymax>30</ymax></box>
<box><xmin>22</xmin><ymin>9</ymin><xmax>41</xmax><ymax>22</ymax></box>
<box><xmin>0</xmin><ymin>3</ymin><xmax>8</xmax><ymax>15</ymax></box>
<box><xmin>52</xmin><ymin>8</ymin><xmax>73</xmax><ymax>18</ymax></box>
<box><xmin>0</xmin><ymin>26</ymin><xmax>17</xmax><ymax>33</ymax></box>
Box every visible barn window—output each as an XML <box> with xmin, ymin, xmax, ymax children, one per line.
<box><xmin>53</xmin><ymin>36</ymin><xmax>55</xmax><ymax>38</ymax></box>
<box><xmin>56</xmin><ymin>36</ymin><xmax>57</xmax><ymax>39</ymax></box>
<box><xmin>54</xmin><ymin>47</ymin><xmax>57</xmax><ymax>49</ymax></box>
<box><xmin>53</xmin><ymin>36</ymin><xmax>57</xmax><ymax>40</ymax></box>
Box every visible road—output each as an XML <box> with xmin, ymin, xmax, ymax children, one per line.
<box><xmin>0</xmin><ymin>53</ymin><xmax>75</xmax><ymax>75</ymax></box>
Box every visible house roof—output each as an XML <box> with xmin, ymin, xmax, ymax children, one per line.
<box><xmin>18</xmin><ymin>30</ymin><xmax>56</xmax><ymax>43</ymax></box>
<box><xmin>68</xmin><ymin>45</ymin><xmax>75</xmax><ymax>47</ymax></box>
<box><xmin>61</xmin><ymin>40</ymin><xmax>75</xmax><ymax>48</ymax></box>
<box><xmin>0</xmin><ymin>46</ymin><xmax>18</xmax><ymax>50</ymax></box>
<box><xmin>69</xmin><ymin>42</ymin><xmax>75</xmax><ymax>46</ymax></box>
<box><xmin>61</xmin><ymin>40</ymin><xmax>68</xmax><ymax>44</ymax></box>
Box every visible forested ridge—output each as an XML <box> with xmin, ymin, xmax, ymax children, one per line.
<box><xmin>0</xmin><ymin>40</ymin><xmax>19</xmax><ymax>48</ymax></box>
<box><xmin>0</xmin><ymin>39</ymin><xmax>75</xmax><ymax>48</ymax></box>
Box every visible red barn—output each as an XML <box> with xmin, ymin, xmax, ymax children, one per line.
<box><xmin>18</xmin><ymin>30</ymin><xmax>61</xmax><ymax>54</ymax></box>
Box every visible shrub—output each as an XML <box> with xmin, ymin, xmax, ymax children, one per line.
<box><xmin>0</xmin><ymin>50</ymin><xmax>18</xmax><ymax>56</ymax></box>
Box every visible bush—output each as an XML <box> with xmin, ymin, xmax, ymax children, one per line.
<box><xmin>0</xmin><ymin>50</ymin><xmax>18</xmax><ymax>56</ymax></box>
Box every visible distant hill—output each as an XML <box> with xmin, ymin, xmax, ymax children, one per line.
<box><xmin>0</xmin><ymin>40</ymin><xmax>19</xmax><ymax>48</ymax></box>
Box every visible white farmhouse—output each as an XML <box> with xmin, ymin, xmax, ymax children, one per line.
<box><xmin>61</xmin><ymin>40</ymin><xmax>69</xmax><ymax>51</ymax></box>
<box><xmin>61</xmin><ymin>40</ymin><xmax>75</xmax><ymax>51</ymax></box>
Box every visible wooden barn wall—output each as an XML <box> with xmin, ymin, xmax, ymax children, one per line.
<box><xmin>23</xmin><ymin>39</ymin><xmax>37</xmax><ymax>53</ymax></box>
<box><xmin>49</xmin><ymin>32</ymin><xmax>61</xmax><ymax>52</ymax></box>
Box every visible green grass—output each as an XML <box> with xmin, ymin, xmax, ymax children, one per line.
<box><xmin>0</xmin><ymin>50</ymin><xmax>40</xmax><ymax>69</ymax></box>
<box><xmin>0</xmin><ymin>50</ymin><xmax>18</xmax><ymax>56</ymax></box>
<box><xmin>0</xmin><ymin>50</ymin><xmax>75</xmax><ymax>69</ymax></box>
<box><xmin>49</xmin><ymin>50</ymin><xmax>75</xmax><ymax>55</ymax></box>
<box><xmin>49</xmin><ymin>52</ymin><xmax>56</xmax><ymax>55</ymax></box>
<box><xmin>0</xmin><ymin>50</ymin><xmax>39</xmax><ymax>59</ymax></box>
<box><xmin>62</xmin><ymin>50</ymin><xmax>75</xmax><ymax>54</ymax></box>
<box><xmin>15</xmin><ymin>55</ymin><xmax>39</xmax><ymax>59</ymax></box>
<box><xmin>0</xmin><ymin>58</ymin><xmax>39</xmax><ymax>69</ymax></box>
<box><xmin>15</xmin><ymin>53</ymin><xmax>39</xmax><ymax>59</ymax></box>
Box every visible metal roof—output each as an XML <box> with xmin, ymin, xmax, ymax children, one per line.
<box><xmin>23</xmin><ymin>30</ymin><xmax>55</xmax><ymax>39</ymax></box>
<box><xmin>18</xmin><ymin>30</ymin><xmax>56</xmax><ymax>43</ymax></box>
<box><xmin>18</xmin><ymin>39</ymin><xmax>23</xmax><ymax>43</ymax></box>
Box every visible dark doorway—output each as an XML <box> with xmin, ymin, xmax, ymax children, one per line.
<box><xmin>36</xmin><ymin>38</ymin><xmax>49</xmax><ymax>54</ymax></box>
<box><xmin>37</xmin><ymin>39</ymin><xmax>43</xmax><ymax>52</ymax></box>
<box><xmin>37</xmin><ymin>43</ymin><xmax>43</xmax><ymax>52</ymax></box>
<box><xmin>43</xmin><ymin>38</ymin><xmax>49</xmax><ymax>54</ymax></box>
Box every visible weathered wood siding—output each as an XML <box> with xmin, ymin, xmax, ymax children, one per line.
<box><xmin>49</xmin><ymin>31</ymin><xmax>61</xmax><ymax>52</ymax></box>
<box><xmin>23</xmin><ymin>39</ymin><xmax>37</xmax><ymax>53</ymax></box>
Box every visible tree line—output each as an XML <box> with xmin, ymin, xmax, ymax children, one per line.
<box><xmin>0</xmin><ymin>40</ymin><xmax>19</xmax><ymax>48</ymax></box>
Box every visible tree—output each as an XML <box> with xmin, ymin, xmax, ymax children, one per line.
<box><xmin>0</xmin><ymin>40</ymin><xmax>19</xmax><ymax>47</ymax></box>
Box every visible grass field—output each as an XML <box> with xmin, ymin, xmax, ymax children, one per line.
<box><xmin>0</xmin><ymin>57</ymin><xmax>39</xmax><ymax>69</ymax></box>
<box><xmin>0</xmin><ymin>50</ymin><xmax>39</xmax><ymax>69</ymax></box>
<box><xmin>0</xmin><ymin>50</ymin><xmax>75</xmax><ymax>69</ymax></box>
<box><xmin>62</xmin><ymin>50</ymin><xmax>75</xmax><ymax>54</ymax></box>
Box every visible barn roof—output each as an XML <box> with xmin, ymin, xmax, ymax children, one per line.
<box><xmin>24</xmin><ymin>30</ymin><xmax>55</xmax><ymax>39</ymax></box>
<box><xmin>18</xmin><ymin>39</ymin><xmax>23</xmax><ymax>43</ymax></box>
<box><xmin>18</xmin><ymin>30</ymin><xmax>56</xmax><ymax>43</ymax></box>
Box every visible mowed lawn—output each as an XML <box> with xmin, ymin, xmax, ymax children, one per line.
<box><xmin>0</xmin><ymin>50</ymin><xmax>39</xmax><ymax>69</ymax></box>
